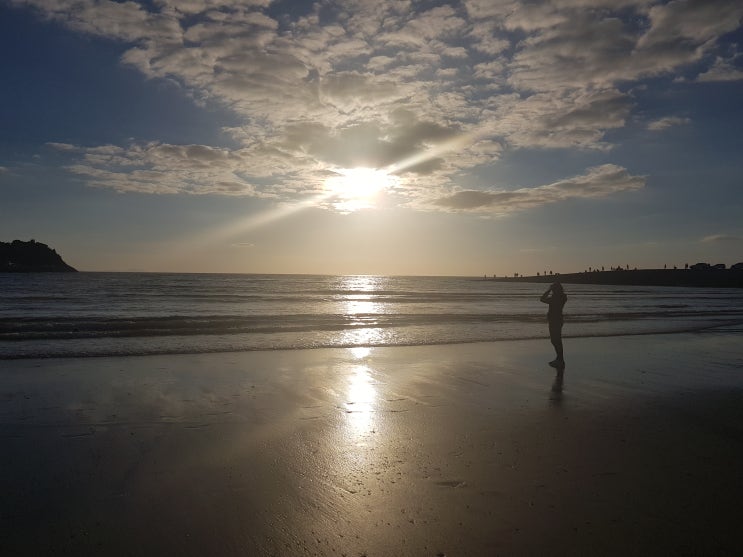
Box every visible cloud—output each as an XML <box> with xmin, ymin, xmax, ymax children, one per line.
<box><xmin>639</xmin><ymin>0</ymin><xmax>743</xmax><ymax>49</ymax></box>
<box><xmin>61</xmin><ymin>141</ymin><xmax>264</xmax><ymax>196</ymax></box>
<box><xmin>8</xmin><ymin>0</ymin><xmax>743</xmax><ymax>209</ymax></box>
<box><xmin>483</xmin><ymin>88</ymin><xmax>633</xmax><ymax>150</ymax></box>
<box><xmin>433</xmin><ymin>164</ymin><xmax>645</xmax><ymax>213</ymax></box>
<box><xmin>46</xmin><ymin>142</ymin><xmax>79</xmax><ymax>152</ymax></box>
<box><xmin>319</xmin><ymin>72</ymin><xmax>403</xmax><ymax>111</ymax></box>
<box><xmin>647</xmin><ymin>116</ymin><xmax>691</xmax><ymax>130</ymax></box>
<box><xmin>700</xmin><ymin>234</ymin><xmax>743</xmax><ymax>244</ymax></box>
<box><xmin>507</xmin><ymin>0</ymin><xmax>743</xmax><ymax>92</ymax></box>
<box><xmin>696</xmin><ymin>55</ymin><xmax>743</xmax><ymax>82</ymax></box>
<box><xmin>53</xmin><ymin>110</ymin><xmax>465</xmax><ymax>197</ymax></box>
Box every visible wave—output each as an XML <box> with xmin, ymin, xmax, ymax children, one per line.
<box><xmin>1</xmin><ymin>321</ymin><xmax>738</xmax><ymax>360</ymax></box>
<box><xmin>0</xmin><ymin>313</ymin><xmax>536</xmax><ymax>341</ymax></box>
<box><xmin>4</xmin><ymin>308</ymin><xmax>742</xmax><ymax>342</ymax></box>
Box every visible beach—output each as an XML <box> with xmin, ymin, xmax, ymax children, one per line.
<box><xmin>2</xmin><ymin>331</ymin><xmax>742</xmax><ymax>556</ymax></box>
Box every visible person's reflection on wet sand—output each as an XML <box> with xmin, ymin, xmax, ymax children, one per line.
<box><xmin>549</xmin><ymin>367</ymin><xmax>564</xmax><ymax>406</ymax></box>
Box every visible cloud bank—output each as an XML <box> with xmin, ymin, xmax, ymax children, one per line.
<box><xmin>12</xmin><ymin>0</ymin><xmax>743</xmax><ymax>213</ymax></box>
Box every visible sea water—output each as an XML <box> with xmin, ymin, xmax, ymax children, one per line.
<box><xmin>2</xmin><ymin>272</ymin><xmax>743</xmax><ymax>359</ymax></box>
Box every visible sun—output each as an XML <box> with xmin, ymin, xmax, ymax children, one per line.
<box><xmin>324</xmin><ymin>167</ymin><xmax>398</xmax><ymax>212</ymax></box>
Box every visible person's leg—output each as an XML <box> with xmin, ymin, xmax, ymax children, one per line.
<box><xmin>554</xmin><ymin>333</ymin><xmax>564</xmax><ymax>362</ymax></box>
<box><xmin>549</xmin><ymin>320</ymin><xmax>564</xmax><ymax>364</ymax></box>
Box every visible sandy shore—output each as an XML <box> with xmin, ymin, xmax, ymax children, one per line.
<box><xmin>2</xmin><ymin>332</ymin><xmax>742</xmax><ymax>556</ymax></box>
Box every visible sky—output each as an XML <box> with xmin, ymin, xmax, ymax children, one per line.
<box><xmin>1</xmin><ymin>0</ymin><xmax>742</xmax><ymax>276</ymax></box>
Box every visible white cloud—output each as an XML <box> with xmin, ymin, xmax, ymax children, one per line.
<box><xmin>469</xmin><ymin>21</ymin><xmax>510</xmax><ymax>55</ymax></box>
<box><xmin>483</xmin><ymin>89</ymin><xmax>633</xmax><ymax>150</ymax></box>
<box><xmin>46</xmin><ymin>142</ymin><xmax>78</xmax><ymax>152</ymax></box>
<box><xmin>433</xmin><ymin>164</ymin><xmax>645</xmax><ymax>213</ymax></box>
<box><xmin>319</xmin><ymin>72</ymin><xmax>404</xmax><ymax>111</ymax></box>
<box><xmin>61</xmin><ymin>141</ymin><xmax>264</xmax><ymax>196</ymax></box>
<box><xmin>647</xmin><ymin>116</ymin><xmax>691</xmax><ymax>130</ymax></box>
<box><xmin>696</xmin><ymin>56</ymin><xmax>743</xmax><ymax>82</ymax></box>
<box><xmin>639</xmin><ymin>0</ymin><xmax>743</xmax><ymax>48</ymax></box>
<box><xmin>700</xmin><ymin>234</ymin><xmax>743</xmax><ymax>244</ymax></box>
<box><xmin>366</xmin><ymin>55</ymin><xmax>395</xmax><ymax>71</ymax></box>
<box><xmin>12</xmin><ymin>0</ymin><xmax>181</xmax><ymax>42</ymax></box>
<box><xmin>508</xmin><ymin>0</ymin><xmax>743</xmax><ymax>92</ymax></box>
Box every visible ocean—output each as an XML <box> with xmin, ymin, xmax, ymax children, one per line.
<box><xmin>2</xmin><ymin>272</ymin><xmax>743</xmax><ymax>360</ymax></box>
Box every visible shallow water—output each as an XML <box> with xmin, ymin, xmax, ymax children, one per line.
<box><xmin>2</xmin><ymin>272</ymin><xmax>743</xmax><ymax>359</ymax></box>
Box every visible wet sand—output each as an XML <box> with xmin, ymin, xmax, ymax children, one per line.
<box><xmin>2</xmin><ymin>332</ymin><xmax>742</xmax><ymax>556</ymax></box>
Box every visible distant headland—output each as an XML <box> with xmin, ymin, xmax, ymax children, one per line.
<box><xmin>1</xmin><ymin>240</ymin><xmax>77</xmax><ymax>272</ymax></box>
<box><xmin>487</xmin><ymin>264</ymin><xmax>743</xmax><ymax>288</ymax></box>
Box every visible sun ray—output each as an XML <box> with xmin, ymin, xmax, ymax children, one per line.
<box><xmin>384</xmin><ymin>128</ymin><xmax>484</xmax><ymax>175</ymax></box>
<box><xmin>180</xmin><ymin>127</ymin><xmax>489</xmax><ymax>254</ymax></box>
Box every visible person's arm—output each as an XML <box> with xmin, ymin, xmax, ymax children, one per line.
<box><xmin>540</xmin><ymin>287</ymin><xmax>551</xmax><ymax>304</ymax></box>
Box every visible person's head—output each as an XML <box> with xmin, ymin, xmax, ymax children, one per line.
<box><xmin>551</xmin><ymin>281</ymin><xmax>563</xmax><ymax>293</ymax></box>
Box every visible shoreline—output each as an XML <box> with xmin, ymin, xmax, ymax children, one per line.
<box><xmin>2</xmin><ymin>332</ymin><xmax>742</xmax><ymax>555</ymax></box>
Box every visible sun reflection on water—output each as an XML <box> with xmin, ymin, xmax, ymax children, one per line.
<box><xmin>342</xmin><ymin>346</ymin><xmax>377</xmax><ymax>437</ymax></box>
<box><xmin>339</xmin><ymin>274</ymin><xmax>385</xmax><ymax>293</ymax></box>
<box><xmin>338</xmin><ymin>327</ymin><xmax>389</xmax><ymax>348</ymax></box>
<box><xmin>344</xmin><ymin>298</ymin><xmax>382</xmax><ymax>317</ymax></box>
<box><xmin>349</xmin><ymin>346</ymin><xmax>372</xmax><ymax>359</ymax></box>
<box><xmin>344</xmin><ymin>363</ymin><xmax>377</xmax><ymax>436</ymax></box>
<box><xmin>338</xmin><ymin>276</ymin><xmax>387</xmax><ymax>347</ymax></box>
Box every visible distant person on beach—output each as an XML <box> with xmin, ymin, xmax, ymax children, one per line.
<box><xmin>540</xmin><ymin>282</ymin><xmax>567</xmax><ymax>367</ymax></box>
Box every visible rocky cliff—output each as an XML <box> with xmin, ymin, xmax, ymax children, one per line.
<box><xmin>0</xmin><ymin>240</ymin><xmax>77</xmax><ymax>272</ymax></box>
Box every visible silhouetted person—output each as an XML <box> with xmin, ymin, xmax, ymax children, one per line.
<box><xmin>540</xmin><ymin>282</ymin><xmax>567</xmax><ymax>367</ymax></box>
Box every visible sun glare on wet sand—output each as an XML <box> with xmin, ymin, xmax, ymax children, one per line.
<box><xmin>324</xmin><ymin>168</ymin><xmax>398</xmax><ymax>212</ymax></box>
